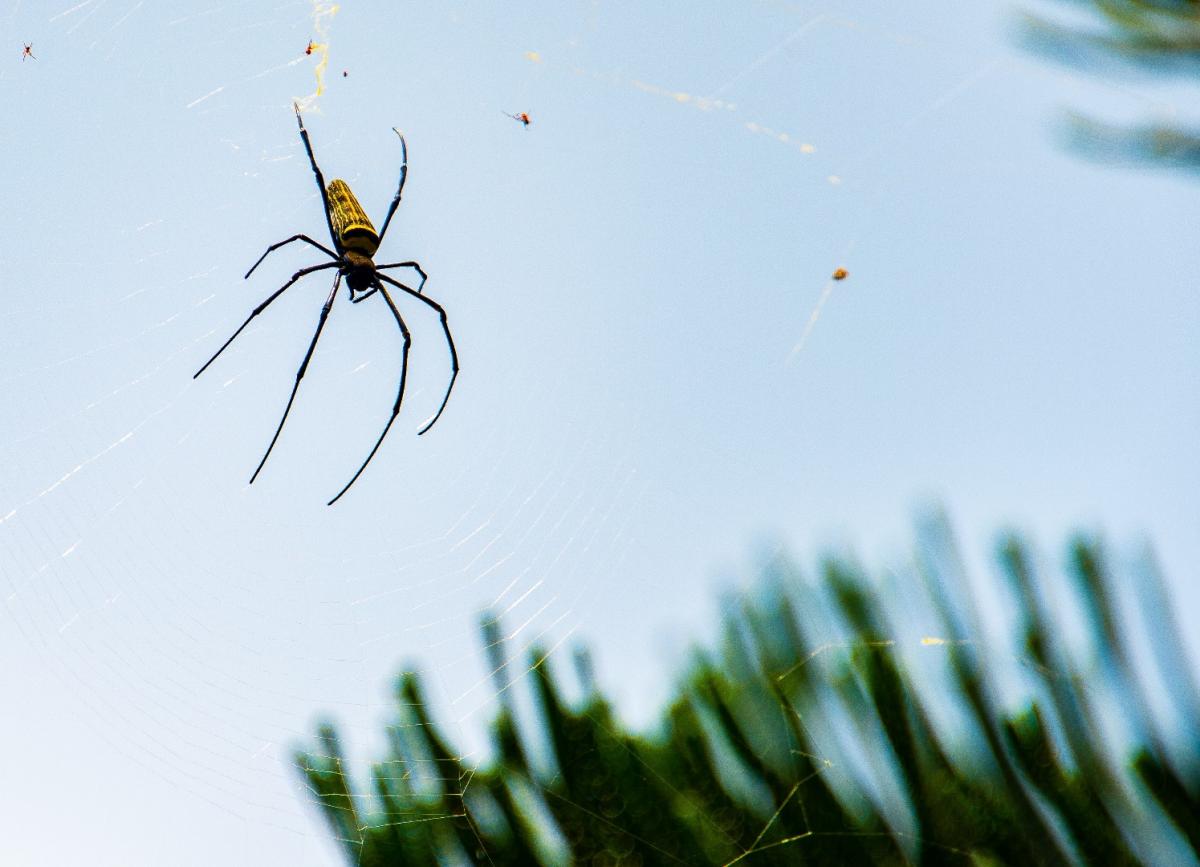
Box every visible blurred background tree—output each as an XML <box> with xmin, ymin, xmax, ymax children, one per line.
<box><xmin>295</xmin><ymin>520</ymin><xmax>1200</xmax><ymax>865</ymax></box>
<box><xmin>1020</xmin><ymin>0</ymin><xmax>1200</xmax><ymax>169</ymax></box>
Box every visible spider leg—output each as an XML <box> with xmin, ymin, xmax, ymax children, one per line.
<box><xmin>293</xmin><ymin>101</ymin><xmax>341</xmax><ymax>252</ymax></box>
<box><xmin>350</xmin><ymin>287</ymin><xmax>378</xmax><ymax>304</ymax></box>
<box><xmin>374</xmin><ymin>129</ymin><xmax>409</xmax><ymax>245</ymax></box>
<box><xmin>376</xmin><ymin>273</ymin><xmax>459</xmax><ymax>434</ymax></box>
<box><xmin>327</xmin><ymin>279</ymin><xmax>412</xmax><ymax>505</ymax></box>
<box><xmin>194</xmin><ymin>261</ymin><xmax>339</xmax><ymax>379</ymax></box>
<box><xmin>245</xmin><ymin>234</ymin><xmax>338</xmax><ymax>279</ymax></box>
<box><xmin>374</xmin><ymin>261</ymin><xmax>428</xmax><ymax>295</ymax></box>
<box><xmin>250</xmin><ymin>273</ymin><xmax>342</xmax><ymax>484</ymax></box>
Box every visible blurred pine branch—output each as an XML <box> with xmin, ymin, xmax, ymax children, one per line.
<box><xmin>296</xmin><ymin>521</ymin><xmax>1200</xmax><ymax>865</ymax></box>
<box><xmin>1019</xmin><ymin>0</ymin><xmax>1200</xmax><ymax>169</ymax></box>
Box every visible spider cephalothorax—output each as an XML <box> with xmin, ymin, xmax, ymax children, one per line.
<box><xmin>195</xmin><ymin>102</ymin><xmax>458</xmax><ymax>505</ymax></box>
<box><xmin>341</xmin><ymin>253</ymin><xmax>379</xmax><ymax>296</ymax></box>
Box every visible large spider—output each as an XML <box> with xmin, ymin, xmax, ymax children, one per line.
<box><xmin>195</xmin><ymin>102</ymin><xmax>458</xmax><ymax>505</ymax></box>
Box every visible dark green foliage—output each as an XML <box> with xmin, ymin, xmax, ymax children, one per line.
<box><xmin>1019</xmin><ymin>0</ymin><xmax>1200</xmax><ymax>170</ymax></box>
<box><xmin>296</xmin><ymin>526</ymin><xmax>1200</xmax><ymax>865</ymax></box>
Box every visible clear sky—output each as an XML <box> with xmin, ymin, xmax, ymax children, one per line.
<box><xmin>1</xmin><ymin>1</ymin><xmax>1196</xmax><ymax>865</ymax></box>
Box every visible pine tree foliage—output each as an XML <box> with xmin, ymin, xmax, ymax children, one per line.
<box><xmin>1021</xmin><ymin>0</ymin><xmax>1200</xmax><ymax>168</ymax></box>
<box><xmin>296</xmin><ymin>524</ymin><xmax>1200</xmax><ymax>865</ymax></box>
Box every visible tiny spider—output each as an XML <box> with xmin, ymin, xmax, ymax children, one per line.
<box><xmin>305</xmin><ymin>40</ymin><xmax>315</xmax><ymax>56</ymax></box>
<box><xmin>504</xmin><ymin>111</ymin><xmax>531</xmax><ymax>128</ymax></box>
<box><xmin>21</xmin><ymin>43</ymin><xmax>34</xmax><ymax>61</ymax></box>
<box><xmin>195</xmin><ymin>102</ymin><xmax>459</xmax><ymax>505</ymax></box>
<box><xmin>832</xmin><ymin>268</ymin><xmax>848</xmax><ymax>280</ymax></box>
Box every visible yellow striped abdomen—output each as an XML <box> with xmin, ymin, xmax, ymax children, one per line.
<box><xmin>327</xmin><ymin>179</ymin><xmax>380</xmax><ymax>257</ymax></box>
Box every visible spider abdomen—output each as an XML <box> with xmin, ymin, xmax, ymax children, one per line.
<box><xmin>327</xmin><ymin>179</ymin><xmax>380</xmax><ymax>257</ymax></box>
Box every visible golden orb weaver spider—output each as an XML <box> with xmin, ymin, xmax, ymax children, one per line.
<box><xmin>195</xmin><ymin>102</ymin><xmax>458</xmax><ymax>505</ymax></box>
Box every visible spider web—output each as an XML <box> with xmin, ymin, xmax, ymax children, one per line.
<box><xmin>0</xmin><ymin>0</ymin><xmax>1197</xmax><ymax>865</ymax></box>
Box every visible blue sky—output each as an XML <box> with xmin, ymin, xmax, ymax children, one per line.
<box><xmin>1</xmin><ymin>1</ymin><xmax>1197</xmax><ymax>864</ymax></box>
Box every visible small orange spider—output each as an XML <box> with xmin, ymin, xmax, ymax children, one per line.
<box><xmin>504</xmin><ymin>111</ymin><xmax>531</xmax><ymax>128</ymax></box>
<box><xmin>305</xmin><ymin>40</ymin><xmax>315</xmax><ymax>56</ymax></box>
<box><xmin>22</xmin><ymin>43</ymin><xmax>34</xmax><ymax>61</ymax></box>
<box><xmin>832</xmin><ymin>268</ymin><xmax>848</xmax><ymax>280</ymax></box>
